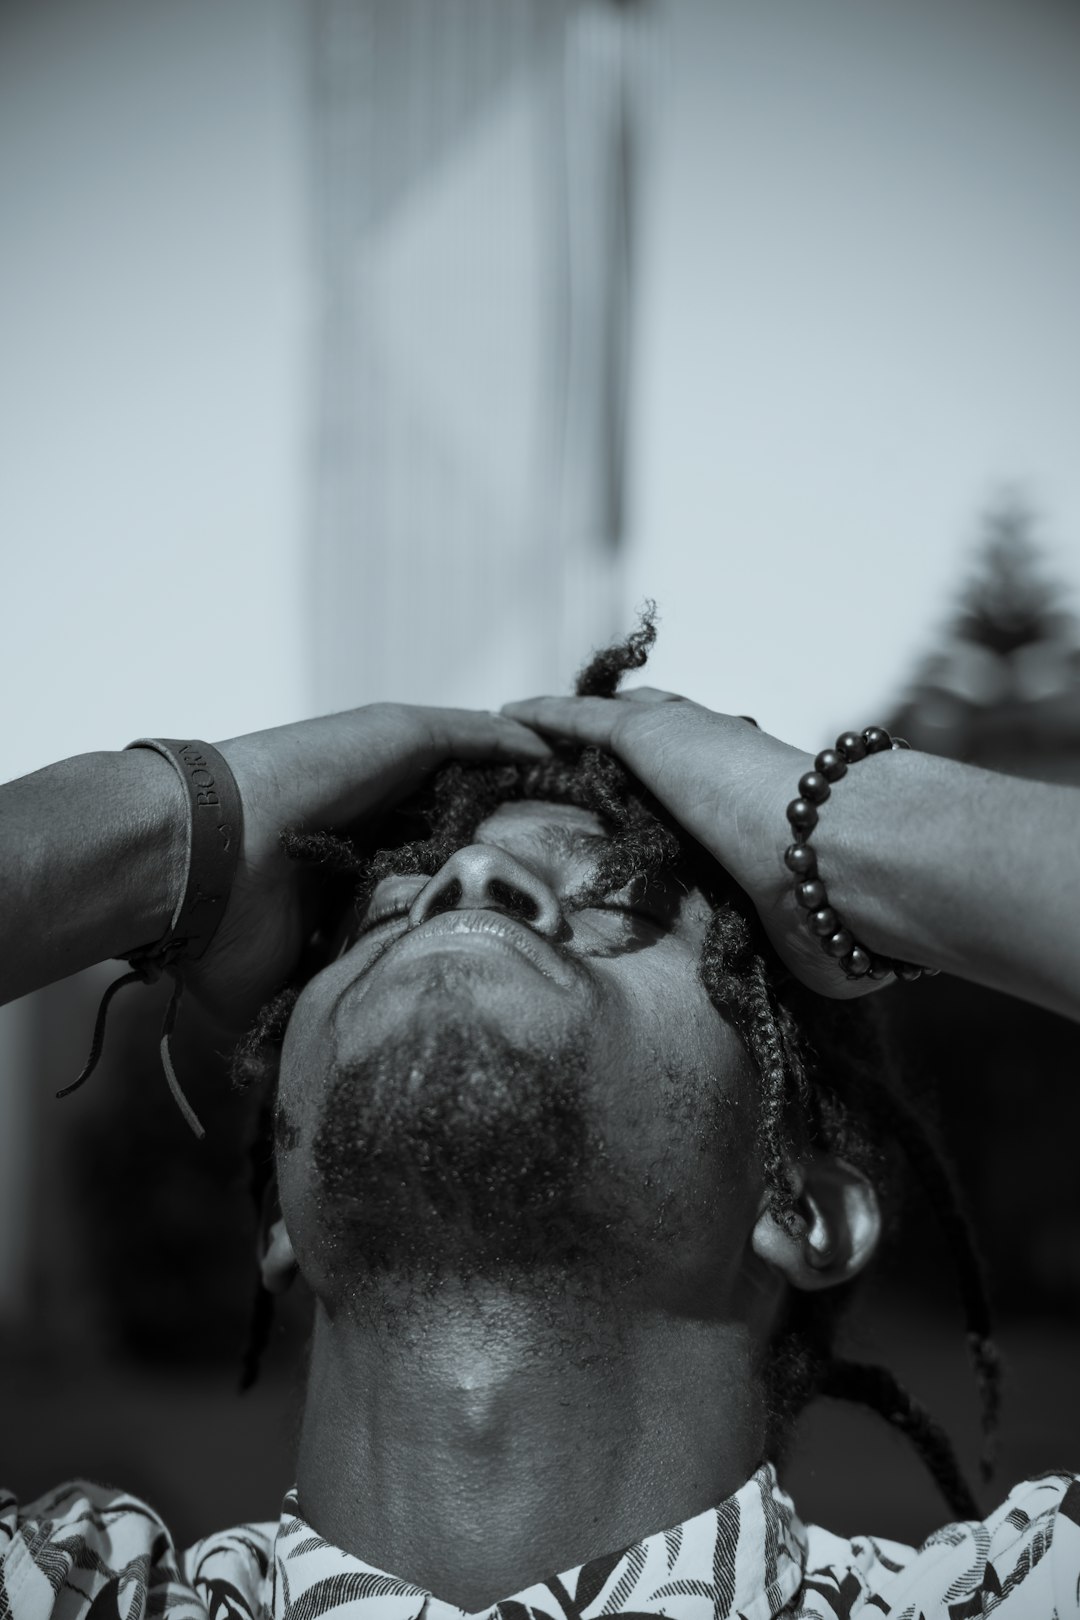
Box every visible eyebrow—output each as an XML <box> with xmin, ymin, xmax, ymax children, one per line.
<box><xmin>526</xmin><ymin>825</ymin><xmax>612</xmax><ymax>864</ymax></box>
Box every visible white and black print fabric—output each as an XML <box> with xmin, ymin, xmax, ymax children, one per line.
<box><xmin>2</xmin><ymin>1464</ymin><xmax>1078</xmax><ymax>1620</ymax></box>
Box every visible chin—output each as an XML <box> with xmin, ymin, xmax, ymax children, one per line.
<box><xmin>297</xmin><ymin>1003</ymin><xmax>649</xmax><ymax>1302</ymax></box>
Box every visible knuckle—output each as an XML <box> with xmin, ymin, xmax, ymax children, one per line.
<box><xmin>365</xmin><ymin>699</ymin><xmax>401</xmax><ymax>729</ymax></box>
<box><xmin>608</xmin><ymin>702</ymin><xmax>643</xmax><ymax>753</ymax></box>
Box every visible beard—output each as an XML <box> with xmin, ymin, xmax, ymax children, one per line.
<box><xmin>308</xmin><ymin>990</ymin><xmax>631</xmax><ymax>1298</ymax></box>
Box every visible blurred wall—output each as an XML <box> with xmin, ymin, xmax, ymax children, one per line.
<box><xmin>0</xmin><ymin>0</ymin><xmax>308</xmax><ymax>1317</ymax></box>
<box><xmin>626</xmin><ymin>0</ymin><xmax>1080</xmax><ymax>737</ymax></box>
<box><xmin>0</xmin><ymin>0</ymin><xmax>308</xmax><ymax>784</ymax></box>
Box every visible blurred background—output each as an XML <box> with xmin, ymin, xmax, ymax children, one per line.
<box><xmin>2</xmin><ymin>0</ymin><xmax>1080</xmax><ymax>1555</ymax></box>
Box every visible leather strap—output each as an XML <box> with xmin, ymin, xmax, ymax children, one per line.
<box><xmin>57</xmin><ymin>739</ymin><xmax>244</xmax><ymax>1139</ymax></box>
<box><xmin>125</xmin><ymin>738</ymin><xmax>244</xmax><ymax>965</ymax></box>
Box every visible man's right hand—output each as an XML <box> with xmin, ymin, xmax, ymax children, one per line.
<box><xmin>0</xmin><ymin>706</ymin><xmax>548</xmax><ymax>1022</ymax></box>
<box><xmin>184</xmin><ymin>705</ymin><xmax>551</xmax><ymax>1027</ymax></box>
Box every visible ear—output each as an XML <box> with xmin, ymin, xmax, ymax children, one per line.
<box><xmin>751</xmin><ymin>1154</ymin><xmax>881</xmax><ymax>1292</ymax></box>
<box><xmin>257</xmin><ymin>1179</ymin><xmax>299</xmax><ymax>1296</ymax></box>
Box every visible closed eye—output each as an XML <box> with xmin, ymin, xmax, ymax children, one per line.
<box><xmin>357</xmin><ymin>901</ymin><xmax>412</xmax><ymax>934</ymax></box>
<box><xmin>580</xmin><ymin>901</ymin><xmax>668</xmax><ymax>929</ymax></box>
<box><xmin>350</xmin><ymin>876</ymin><xmax>429</xmax><ymax>941</ymax></box>
<box><xmin>573</xmin><ymin>872</ymin><xmax>685</xmax><ymax>932</ymax></box>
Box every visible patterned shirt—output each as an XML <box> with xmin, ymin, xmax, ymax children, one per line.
<box><xmin>1</xmin><ymin>1464</ymin><xmax>1078</xmax><ymax>1620</ymax></box>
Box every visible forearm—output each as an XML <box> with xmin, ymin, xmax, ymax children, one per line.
<box><xmin>814</xmin><ymin>749</ymin><xmax>1080</xmax><ymax>1020</ymax></box>
<box><xmin>0</xmin><ymin>750</ymin><xmax>187</xmax><ymax>1005</ymax></box>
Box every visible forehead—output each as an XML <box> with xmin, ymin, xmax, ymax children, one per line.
<box><xmin>474</xmin><ymin>799</ymin><xmax>611</xmax><ymax>859</ymax></box>
<box><xmin>474</xmin><ymin>797</ymin><xmax>715</xmax><ymax>932</ymax></box>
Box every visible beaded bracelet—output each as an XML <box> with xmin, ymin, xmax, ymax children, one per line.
<box><xmin>784</xmin><ymin>726</ymin><xmax>935</xmax><ymax>983</ymax></box>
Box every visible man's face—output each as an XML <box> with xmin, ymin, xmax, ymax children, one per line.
<box><xmin>275</xmin><ymin>800</ymin><xmax>765</xmax><ymax>1310</ymax></box>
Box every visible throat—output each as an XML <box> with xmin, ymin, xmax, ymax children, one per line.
<box><xmin>294</xmin><ymin>1282</ymin><xmax>764</xmax><ymax>1613</ymax></box>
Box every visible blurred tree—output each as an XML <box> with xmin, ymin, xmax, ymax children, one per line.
<box><xmin>890</xmin><ymin>497</ymin><xmax>1080</xmax><ymax>779</ymax></box>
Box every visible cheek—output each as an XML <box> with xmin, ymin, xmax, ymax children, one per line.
<box><xmin>273</xmin><ymin>975</ymin><xmax>350</xmax><ymax>1293</ymax></box>
<box><xmin>596</xmin><ymin>950</ymin><xmax>743</xmax><ymax>1082</ymax></box>
<box><xmin>591</xmin><ymin>957</ymin><xmax>762</xmax><ymax>1186</ymax></box>
<box><xmin>276</xmin><ymin>960</ymin><xmax>352</xmax><ymax>1139</ymax></box>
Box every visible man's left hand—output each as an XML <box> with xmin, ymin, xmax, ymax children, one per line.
<box><xmin>503</xmin><ymin>689</ymin><xmax>880</xmax><ymax>1001</ymax></box>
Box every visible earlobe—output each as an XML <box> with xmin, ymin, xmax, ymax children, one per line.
<box><xmin>751</xmin><ymin>1155</ymin><xmax>881</xmax><ymax>1293</ymax></box>
<box><xmin>259</xmin><ymin>1213</ymin><xmax>299</xmax><ymax>1296</ymax></box>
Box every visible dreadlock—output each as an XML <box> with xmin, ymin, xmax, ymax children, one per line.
<box><xmin>231</xmin><ymin>604</ymin><xmax>1000</xmax><ymax>1521</ymax></box>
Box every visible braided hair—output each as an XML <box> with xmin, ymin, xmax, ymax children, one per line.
<box><xmin>232</xmin><ymin>608</ymin><xmax>1000</xmax><ymax>1522</ymax></box>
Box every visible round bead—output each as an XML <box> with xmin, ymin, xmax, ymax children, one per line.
<box><xmin>814</xmin><ymin>748</ymin><xmax>848</xmax><ymax>783</ymax></box>
<box><xmin>808</xmin><ymin>906</ymin><xmax>839</xmax><ymax>937</ymax></box>
<box><xmin>894</xmin><ymin>961</ymin><xmax>923</xmax><ymax>982</ymax></box>
<box><xmin>786</xmin><ymin>797</ymin><xmax>818</xmax><ymax>833</ymax></box>
<box><xmin>843</xmin><ymin>946</ymin><xmax>872</xmax><ymax>978</ymax></box>
<box><xmin>823</xmin><ymin>927</ymin><xmax>855</xmax><ymax>958</ymax></box>
<box><xmin>795</xmin><ymin>879</ymin><xmax>827</xmax><ymax>910</ymax></box>
<box><xmin>798</xmin><ymin>770</ymin><xmax>831</xmax><ymax>805</ymax></box>
<box><xmin>891</xmin><ymin>736</ymin><xmax>911</xmax><ymax>750</ymax></box>
<box><xmin>784</xmin><ymin>843</ymin><xmax>818</xmax><ymax>877</ymax></box>
<box><xmin>836</xmin><ymin>731</ymin><xmax>867</xmax><ymax>763</ymax></box>
<box><xmin>862</xmin><ymin>726</ymin><xmax>892</xmax><ymax>753</ymax></box>
<box><xmin>866</xmin><ymin>955</ymin><xmax>893</xmax><ymax>980</ymax></box>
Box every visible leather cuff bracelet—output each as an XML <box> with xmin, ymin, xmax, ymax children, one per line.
<box><xmin>57</xmin><ymin>739</ymin><xmax>244</xmax><ymax>1138</ymax></box>
<box><xmin>124</xmin><ymin>738</ymin><xmax>244</xmax><ymax>968</ymax></box>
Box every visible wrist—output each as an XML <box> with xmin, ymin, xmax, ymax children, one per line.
<box><xmin>0</xmin><ymin>749</ymin><xmax>189</xmax><ymax>1005</ymax></box>
<box><xmin>98</xmin><ymin>748</ymin><xmax>190</xmax><ymax>953</ymax></box>
<box><xmin>797</xmin><ymin>743</ymin><xmax>940</xmax><ymax>973</ymax></box>
<box><xmin>52</xmin><ymin>741</ymin><xmax>246</xmax><ymax>1140</ymax></box>
<box><xmin>717</xmin><ymin>732</ymin><xmax>813</xmax><ymax>899</ymax></box>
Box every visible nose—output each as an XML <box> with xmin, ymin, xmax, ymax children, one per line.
<box><xmin>408</xmin><ymin>845</ymin><xmax>564</xmax><ymax>938</ymax></box>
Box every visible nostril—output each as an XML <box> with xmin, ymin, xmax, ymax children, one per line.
<box><xmin>410</xmin><ymin>848</ymin><xmax>561</xmax><ymax>934</ymax></box>
<box><xmin>487</xmin><ymin>880</ymin><xmax>539</xmax><ymax>923</ymax></box>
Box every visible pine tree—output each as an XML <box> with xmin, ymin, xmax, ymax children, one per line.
<box><xmin>950</xmin><ymin>498</ymin><xmax>1072</xmax><ymax>661</ymax></box>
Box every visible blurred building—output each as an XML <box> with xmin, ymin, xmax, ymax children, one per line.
<box><xmin>306</xmin><ymin>0</ymin><xmax>647</xmax><ymax>709</ymax></box>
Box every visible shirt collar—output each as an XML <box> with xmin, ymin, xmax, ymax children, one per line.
<box><xmin>268</xmin><ymin>1465</ymin><xmax>807</xmax><ymax>1620</ymax></box>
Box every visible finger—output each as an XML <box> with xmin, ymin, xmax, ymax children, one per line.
<box><xmin>423</xmin><ymin>709</ymin><xmax>554</xmax><ymax>762</ymax></box>
<box><xmin>500</xmin><ymin>696</ymin><xmax>626</xmax><ymax>751</ymax></box>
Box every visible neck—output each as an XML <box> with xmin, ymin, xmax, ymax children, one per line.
<box><xmin>295</xmin><ymin>1277</ymin><xmax>767</xmax><ymax>1613</ymax></box>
